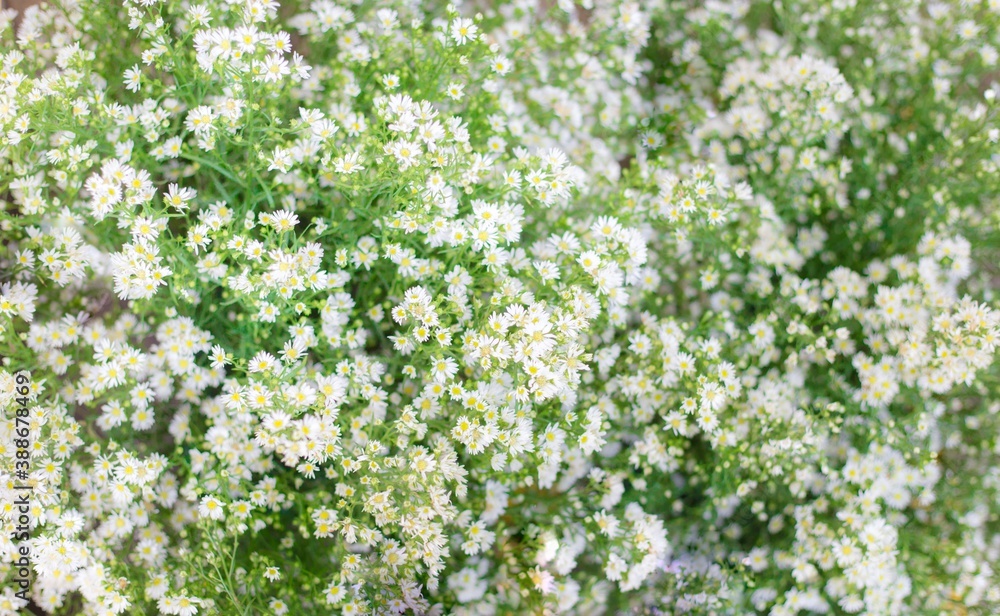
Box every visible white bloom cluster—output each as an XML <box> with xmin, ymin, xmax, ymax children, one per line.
<box><xmin>1</xmin><ymin>0</ymin><xmax>1000</xmax><ymax>615</ymax></box>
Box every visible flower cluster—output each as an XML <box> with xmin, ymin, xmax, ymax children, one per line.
<box><xmin>1</xmin><ymin>0</ymin><xmax>1000</xmax><ymax>615</ymax></box>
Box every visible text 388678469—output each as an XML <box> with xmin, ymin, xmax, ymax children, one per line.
<box><xmin>10</xmin><ymin>370</ymin><xmax>32</xmax><ymax>602</ymax></box>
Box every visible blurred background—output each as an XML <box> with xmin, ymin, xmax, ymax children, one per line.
<box><xmin>3</xmin><ymin>0</ymin><xmax>40</xmax><ymax>11</ymax></box>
